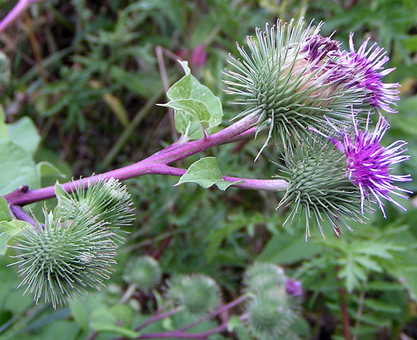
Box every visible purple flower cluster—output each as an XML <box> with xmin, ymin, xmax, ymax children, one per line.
<box><xmin>301</xmin><ymin>32</ymin><xmax>400</xmax><ymax>114</ymax></box>
<box><xmin>307</xmin><ymin>33</ymin><xmax>411</xmax><ymax>219</ymax></box>
<box><xmin>339</xmin><ymin>34</ymin><xmax>400</xmax><ymax>114</ymax></box>
<box><xmin>311</xmin><ymin>111</ymin><xmax>412</xmax><ymax>217</ymax></box>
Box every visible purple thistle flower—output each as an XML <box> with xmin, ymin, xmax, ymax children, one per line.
<box><xmin>338</xmin><ymin>33</ymin><xmax>400</xmax><ymax>114</ymax></box>
<box><xmin>311</xmin><ymin>111</ymin><xmax>412</xmax><ymax>217</ymax></box>
<box><xmin>285</xmin><ymin>278</ymin><xmax>303</xmax><ymax>297</ymax></box>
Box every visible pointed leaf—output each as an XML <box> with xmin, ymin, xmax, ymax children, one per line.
<box><xmin>7</xmin><ymin>116</ymin><xmax>41</xmax><ymax>156</ymax></box>
<box><xmin>176</xmin><ymin>157</ymin><xmax>242</xmax><ymax>190</ymax></box>
<box><xmin>354</xmin><ymin>256</ymin><xmax>383</xmax><ymax>273</ymax></box>
<box><xmin>0</xmin><ymin>220</ymin><xmax>30</xmax><ymax>255</ymax></box>
<box><xmin>37</xmin><ymin>161</ymin><xmax>66</xmax><ymax>178</ymax></box>
<box><xmin>0</xmin><ymin>140</ymin><xmax>39</xmax><ymax>195</ymax></box>
<box><xmin>163</xmin><ymin>61</ymin><xmax>222</xmax><ymax>140</ymax></box>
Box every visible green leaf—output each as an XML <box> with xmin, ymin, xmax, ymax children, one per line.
<box><xmin>0</xmin><ymin>220</ymin><xmax>30</xmax><ymax>255</ymax></box>
<box><xmin>395</xmin><ymin>267</ymin><xmax>417</xmax><ymax>301</ymax></box>
<box><xmin>7</xmin><ymin>116</ymin><xmax>41</xmax><ymax>156</ymax></box>
<box><xmin>90</xmin><ymin>308</ymin><xmax>140</xmax><ymax>338</ymax></box>
<box><xmin>163</xmin><ymin>61</ymin><xmax>223</xmax><ymax>140</ymax></box>
<box><xmin>258</xmin><ymin>232</ymin><xmax>323</xmax><ymax>264</ymax></box>
<box><xmin>0</xmin><ymin>196</ymin><xmax>10</xmax><ymax>222</ymax></box>
<box><xmin>0</xmin><ymin>220</ymin><xmax>28</xmax><ymax>236</ymax></box>
<box><xmin>363</xmin><ymin>299</ymin><xmax>401</xmax><ymax>313</ymax></box>
<box><xmin>338</xmin><ymin>252</ymin><xmax>367</xmax><ymax>292</ymax></box>
<box><xmin>354</xmin><ymin>242</ymin><xmax>404</xmax><ymax>259</ymax></box>
<box><xmin>37</xmin><ymin>162</ymin><xmax>66</xmax><ymax>178</ymax></box>
<box><xmin>227</xmin><ymin>315</ymin><xmax>242</xmax><ymax>332</ymax></box>
<box><xmin>354</xmin><ymin>255</ymin><xmax>383</xmax><ymax>272</ymax></box>
<box><xmin>161</xmin><ymin>98</ymin><xmax>212</xmax><ymax>138</ymax></box>
<box><xmin>176</xmin><ymin>157</ymin><xmax>242</xmax><ymax>190</ymax></box>
<box><xmin>0</xmin><ymin>140</ymin><xmax>39</xmax><ymax>196</ymax></box>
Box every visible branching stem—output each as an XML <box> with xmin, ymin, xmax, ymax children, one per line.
<box><xmin>5</xmin><ymin>114</ymin><xmax>289</xmax><ymax>211</ymax></box>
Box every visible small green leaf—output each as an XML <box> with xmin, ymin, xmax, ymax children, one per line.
<box><xmin>0</xmin><ymin>220</ymin><xmax>28</xmax><ymax>236</ymax></box>
<box><xmin>363</xmin><ymin>299</ymin><xmax>401</xmax><ymax>313</ymax></box>
<box><xmin>90</xmin><ymin>309</ymin><xmax>140</xmax><ymax>339</ymax></box>
<box><xmin>161</xmin><ymin>316</ymin><xmax>175</xmax><ymax>331</ymax></box>
<box><xmin>176</xmin><ymin>157</ymin><xmax>242</xmax><ymax>190</ymax></box>
<box><xmin>227</xmin><ymin>315</ymin><xmax>243</xmax><ymax>332</ymax></box>
<box><xmin>163</xmin><ymin>61</ymin><xmax>223</xmax><ymax>140</ymax></box>
<box><xmin>7</xmin><ymin>116</ymin><xmax>41</xmax><ymax>156</ymax></box>
<box><xmin>0</xmin><ymin>140</ymin><xmax>39</xmax><ymax>196</ymax></box>
<box><xmin>354</xmin><ymin>256</ymin><xmax>383</xmax><ymax>273</ymax></box>
<box><xmin>0</xmin><ymin>196</ymin><xmax>10</xmax><ymax>222</ymax></box>
<box><xmin>161</xmin><ymin>98</ymin><xmax>213</xmax><ymax>140</ymax></box>
<box><xmin>258</xmin><ymin>232</ymin><xmax>323</xmax><ymax>264</ymax></box>
<box><xmin>338</xmin><ymin>252</ymin><xmax>367</xmax><ymax>292</ymax></box>
<box><xmin>0</xmin><ymin>220</ymin><xmax>30</xmax><ymax>255</ymax></box>
<box><xmin>37</xmin><ymin>161</ymin><xmax>66</xmax><ymax>178</ymax></box>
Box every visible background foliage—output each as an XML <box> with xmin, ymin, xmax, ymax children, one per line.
<box><xmin>1</xmin><ymin>0</ymin><xmax>417</xmax><ymax>339</ymax></box>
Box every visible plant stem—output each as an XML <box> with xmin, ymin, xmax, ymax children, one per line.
<box><xmin>5</xmin><ymin>114</ymin><xmax>289</xmax><ymax>209</ymax></box>
<box><xmin>0</xmin><ymin>0</ymin><xmax>44</xmax><ymax>33</ymax></box>
<box><xmin>119</xmin><ymin>283</ymin><xmax>137</xmax><ymax>304</ymax></box>
<box><xmin>135</xmin><ymin>306</ymin><xmax>184</xmax><ymax>332</ymax></box>
<box><xmin>338</xmin><ymin>286</ymin><xmax>351</xmax><ymax>340</ymax></box>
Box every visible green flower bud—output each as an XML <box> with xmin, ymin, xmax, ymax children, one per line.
<box><xmin>247</xmin><ymin>292</ymin><xmax>294</xmax><ymax>340</ymax></box>
<box><xmin>123</xmin><ymin>256</ymin><xmax>162</xmax><ymax>292</ymax></box>
<box><xmin>276</xmin><ymin>139</ymin><xmax>364</xmax><ymax>239</ymax></box>
<box><xmin>11</xmin><ymin>209</ymin><xmax>118</xmax><ymax>309</ymax></box>
<box><xmin>166</xmin><ymin>274</ymin><xmax>221</xmax><ymax>316</ymax></box>
<box><xmin>244</xmin><ymin>262</ymin><xmax>287</xmax><ymax>294</ymax></box>
<box><xmin>56</xmin><ymin>178</ymin><xmax>134</xmax><ymax>242</ymax></box>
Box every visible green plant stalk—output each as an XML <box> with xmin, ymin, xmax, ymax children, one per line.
<box><xmin>5</xmin><ymin>114</ymin><xmax>289</xmax><ymax>210</ymax></box>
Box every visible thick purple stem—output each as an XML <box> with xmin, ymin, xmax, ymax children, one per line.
<box><xmin>5</xmin><ymin>114</ymin><xmax>288</xmax><ymax>209</ymax></box>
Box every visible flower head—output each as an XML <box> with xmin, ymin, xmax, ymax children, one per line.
<box><xmin>337</xmin><ymin>33</ymin><xmax>400</xmax><ymax>114</ymax></box>
<box><xmin>276</xmin><ymin>138</ymin><xmax>364</xmax><ymax>239</ymax></box>
<box><xmin>311</xmin><ymin>111</ymin><xmax>412</xmax><ymax>217</ymax></box>
<box><xmin>123</xmin><ymin>256</ymin><xmax>162</xmax><ymax>293</ymax></box>
<box><xmin>224</xmin><ymin>18</ymin><xmax>365</xmax><ymax>155</ymax></box>
<box><xmin>166</xmin><ymin>274</ymin><xmax>221</xmax><ymax>316</ymax></box>
<box><xmin>12</xmin><ymin>210</ymin><xmax>118</xmax><ymax>308</ymax></box>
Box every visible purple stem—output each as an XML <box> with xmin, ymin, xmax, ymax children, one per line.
<box><xmin>5</xmin><ymin>114</ymin><xmax>289</xmax><ymax>208</ymax></box>
<box><xmin>0</xmin><ymin>0</ymin><xmax>44</xmax><ymax>33</ymax></box>
<box><xmin>10</xmin><ymin>205</ymin><xmax>38</xmax><ymax>229</ymax></box>
<box><xmin>135</xmin><ymin>306</ymin><xmax>184</xmax><ymax>332</ymax></box>
<box><xmin>136</xmin><ymin>323</ymin><xmax>229</xmax><ymax>339</ymax></box>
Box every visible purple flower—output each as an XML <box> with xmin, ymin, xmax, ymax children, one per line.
<box><xmin>285</xmin><ymin>278</ymin><xmax>303</xmax><ymax>297</ymax></box>
<box><xmin>311</xmin><ymin>111</ymin><xmax>412</xmax><ymax>217</ymax></box>
<box><xmin>302</xmin><ymin>34</ymin><xmax>341</xmax><ymax>63</ymax></box>
<box><xmin>338</xmin><ymin>33</ymin><xmax>400</xmax><ymax>114</ymax></box>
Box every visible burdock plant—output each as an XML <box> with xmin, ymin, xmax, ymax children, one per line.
<box><xmin>1</xmin><ymin>14</ymin><xmax>412</xmax><ymax>311</ymax></box>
